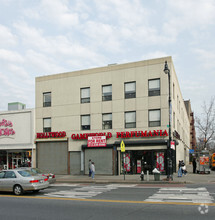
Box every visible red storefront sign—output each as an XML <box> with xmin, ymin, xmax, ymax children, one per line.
<box><xmin>0</xmin><ymin>119</ymin><xmax>15</xmax><ymax>137</ymax></box>
<box><xmin>71</xmin><ymin>130</ymin><xmax>168</xmax><ymax>140</ymax></box>
<box><xmin>36</xmin><ymin>131</ymin><xmax>66</xmax><ymax>139</ymax></box>
<box><xmin>88</xmin><ymin>136</ymin><xmax>106</xmax><ymax>147</ymax></box>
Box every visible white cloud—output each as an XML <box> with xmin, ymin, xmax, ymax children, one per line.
<box><xmin>0</xmin><ymin>24</ymin><xmax>17</xmax><ymax>46</ymax></box>
<box><xmin>0</xmin><ymin>49</ymin><xmax>24</xmax><ymax>63</ymax></box>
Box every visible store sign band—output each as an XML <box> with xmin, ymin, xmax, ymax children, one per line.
<box><xmin>71</xmin><ymin>129</ymin><xmax>168</xmax><ymax>140</ymax></box>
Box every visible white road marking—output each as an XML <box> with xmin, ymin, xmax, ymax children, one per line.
<box><xmin>145</xmin><ymin>187</ymin><xmax>214</xmax><ymax>204</ymax></box>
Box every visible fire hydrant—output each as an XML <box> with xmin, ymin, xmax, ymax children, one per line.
<box><xmin>140</xmin><ymin>171</ymin><xmax>144</xmax><ymax>181</ymax></box>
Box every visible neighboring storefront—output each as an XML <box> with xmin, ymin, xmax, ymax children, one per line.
<box><xmin>0</xmin><ymin>107</ymin><xmax>35</xmax><ymax>169</ymax></box>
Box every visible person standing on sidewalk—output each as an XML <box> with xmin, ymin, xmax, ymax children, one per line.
<box><xmin>178</xmin><ymin>160</ymin><xmax>182</xmax><ymax>177</ymax></box>
<box><xmin>91</xmin><ymin>162</ymin><xmax>95</xmax><ymax>179</ymax></box>
<box><xmin>88</xmin><ymin>159</ymin><xmax>92</xmax><ymax>177</ymax></box>
<box><xmin>192</xmin><ymin>157</ymin><xmax>197</xmax><ymax>173</ymax></box>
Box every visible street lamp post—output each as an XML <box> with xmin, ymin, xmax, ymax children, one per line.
<box><xmin>164</xmin><ymin>61</ymin><xmax>173</xmax><ymax>181</ymax></box>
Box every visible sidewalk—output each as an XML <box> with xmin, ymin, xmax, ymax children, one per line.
<box><xmin>55</xmin><ymin>165</ymin><xmax>215</xmax><ymax>185</ymax></box>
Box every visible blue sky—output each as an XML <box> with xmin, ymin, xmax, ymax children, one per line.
<box><xmin>0</xmin><ymin>0</ymin><xmax>215</xmax><ymax>117</ymax></box>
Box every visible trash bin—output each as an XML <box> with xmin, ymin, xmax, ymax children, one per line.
<box><xmin>152</xmin><ymin>168</ymin><xmax>161</xmax><ymax>181</ymax></box>
<box><xmin>154</xmin><ymin>173</ymin><xmax>160</xmax><ymax>181</ymax></box>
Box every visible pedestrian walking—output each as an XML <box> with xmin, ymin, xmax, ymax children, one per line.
<box><xmin>178</xmin><ymin>160</ymin><xmax>182</xmax><ymax>177</ymax></box>
<box><xmin>181</xmin><ymin>160</ymin><xmax>187</xmax><ymax>175</ymax></box>
<box><xmin>91</xmin><ymin>162</ymin><xmax>95</xmax><ymax>179</ymax></box>
<box><xmin>88</xmin><ymin>159</ymin><xmax>92</xmax><ymax>177</ymax></box>
<box><xmin>192</xmin><ymin>157</ymin><xmax>197</xmax><ymax>173</ymax></box>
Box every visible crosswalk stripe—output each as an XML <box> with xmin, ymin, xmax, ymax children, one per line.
<box><xmin>145</xmin><ymin>187</ymin><xmax>214</xmax><ymax>204</ymax></box>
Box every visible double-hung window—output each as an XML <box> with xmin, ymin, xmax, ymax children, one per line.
<box><xmin>81</xmin><ymin>115</ymin><xmax>90</xmax><ymax>130</ymax></box>
<box><xmin>43</xmin><ymin>92</ymin><xmax>51</xmax><ymax>107</ymax></box>
<box><xmin>102</xmin><ymin>113</ymin><xmax>112</xmax><ymax>130</ymax></box>
<box><xmin>102</xmin><ymin>85</ymin><xmax>112</xmax><ymax>101</ymax></box>
<box><xmin>149</xmin><ymin>109</ymin><xmax>161</xmax><ymax>127</ymax></box>
<box><xmin>81</xmin><ymin>88</ymin><xmax>90</xmax><ymax>103</ymax></box>
<box><xmin>148</xmin><ymin>79</ymin><xmax>160</xmax><ymax>96</ymax></box>
<box><xmin>125</xmin><ymin>82</ymin><xmax>136</xmax><ymax>99</ymax></box>
<box><xmin>125</xmin><ymin>111</ymin><xmax>136</xmax><ymax>128</ymax></box>
<box><xmin>43</xmin><ymin>118</ymin><xmax>51</xmax><ymax>132</ymax></box>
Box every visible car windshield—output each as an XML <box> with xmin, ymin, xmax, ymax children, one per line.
<box><xmin>31</xmin><ymin>168</ymin><xmax>43</xmax><ymax>174</ymax></box>
<box><xmin>18</xmin><ymin>170</ymin><xmax>35</xmax><ymax>177</ymax></box>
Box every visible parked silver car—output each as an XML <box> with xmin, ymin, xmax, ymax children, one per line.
<box><xmin>0</xmin><ymin>169</ymin><xmax>49</xmax><ymax>195</ymax></box>
<box><xmin>19</xmin><ymin>168</ymin><xmax>56</xmax><ymax>184</ymax></box>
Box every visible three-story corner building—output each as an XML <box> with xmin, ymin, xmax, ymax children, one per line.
<box><xmin>35</xmin><ymin>56</ymin><xmax>190</xmax><ymax>175</ymax></box>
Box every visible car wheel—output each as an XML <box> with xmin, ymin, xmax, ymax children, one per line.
<box><xmin>13</xmin><ymin>185</ymin><xmax>23</xmax><ymax>196</ymax></box>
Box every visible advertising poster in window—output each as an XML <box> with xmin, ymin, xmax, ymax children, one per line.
<box><xmin>123</xmin><ymin>153</ymin><xmax>131</xmax><ymax>172</ymax></box>
<box><xmin>137</xmin><ymin>160</ymin><xmax>141</xmax><ymax>174</ymax></box>
<box><xmin>156</xmin><ymin>152</ymin><xmax>164</xmax><ymax>172</ymax></box>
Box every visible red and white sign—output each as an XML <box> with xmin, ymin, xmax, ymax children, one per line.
<box><xmin>88</xmin><ymin>136</ymin><xmax>106</xmax><ymax>147</ymax></box>
<box><xmin>137</xmin><ymin>160</ymin><xmax>141</xmax><ymax>174</ymax></box>
<box><xmin>171</xmin><ymin>141</ymin><xmax>175</xmax><ymax>150</ymax></box>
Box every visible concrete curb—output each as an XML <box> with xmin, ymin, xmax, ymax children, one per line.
<box><xmin>55</xmin><ymin>179</ymin><xmax>192</xmax><ymax>185</ymax></box>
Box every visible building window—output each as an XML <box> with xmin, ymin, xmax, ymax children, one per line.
<box><xmin>125</xmin><ymin>111</ymin><xmax>136</xmax><ymax>128</ymax></box>
<box><xmin>148</xmin><ymin>79</ymin><xmax>160</xmax><ymax>96</ymax></box>
<box><xmin>102</xmin><ymin>85</ymin><xmax>112</xmax><ymax>101</ymax></box>
<box><xmin>81</xmin><ymin>115</ymin><xmax>90</xmax><ymax>130</ymax></box>
<box><xmin>102</xmin><ymin>113</ymin><xmax>112</xmax><ymax>130</ymax></box>
<box><xmin>125</xmin><ymin>82</ymin><xmax>136</xmax><ymax>99</ymax></box>
<box><xmin>43</xmin><ymin>92</ymin><xmax>51</xmax><ymax>107</ymax></box>
<box><xmin>81</xmin><ymin>88</ymin><xmax>90</xmax><ymax>103</ymax></box>
<box><xmin>149</xmin><ymin>109</ymin><xmax>161</xmax><ymax>127</ymax></box>
<box><xmin>43</xmin><ymin>118</ymin><xmax>51</xmax><ymax>132</ymax></box>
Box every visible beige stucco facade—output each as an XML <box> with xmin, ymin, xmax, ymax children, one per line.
<box><xmin>35</xmin><ymin>56</ymin><xmax>190</xmax><ymax>174</ymax></box>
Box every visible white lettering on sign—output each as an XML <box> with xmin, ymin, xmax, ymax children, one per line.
<box><xmin>88</xmin><ymin>136</ymin><xmax>107</xmax><ymax>147</ymax></box>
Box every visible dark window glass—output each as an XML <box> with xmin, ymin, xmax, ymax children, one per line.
<box><xmin>102</xmin><ymin>113</ymin><xmax>112</xmax><ymax>129</ymax></box>
<box><xmin>81</xmin><ymin>88</ymin><xmax>90</xmax><ymax>103</ymax></box>
<box><xmin>81</xmin><ymin>115</ymin><xmax>90</xmax><ymax>130</ymax></box>
<box><xmin>102</xmin><ymin>85</ymin><xmax>112</xmax><ymax>101</ymax></box>
<box><xmin>125</xmin><ymin>82</ymin><xmax>136</xmax><ymax>99</ymax></box>
<box><xmin>148</xmin><ymin>79</ymin><xmax>160</xmax><ymax>96</ymax></box>
<box><xmin>125</xmin><ymin>111</ymin><xmax>136</xmax><ymax>128</ymax></box>
<box><xmin>43</xmin><ymin>92</ymin><xmax>51</xmax><ymax>107</ymax></box>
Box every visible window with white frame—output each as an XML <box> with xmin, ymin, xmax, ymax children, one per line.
<box><xmin>125</xmin><ymin>82</ymin><xmax>136</xmax><ymax>99</ymax></box>
<box><xmin>149</xmin><ymin>109</ymin><xmax>161</xmax><ymax>127</ymax></box>
<box><xmin>102</xmin><ymin>85</ymin><xmax>112</xmax><ymax>101</ymax></box>
<box><xmin>102</xmin><ymin>113</ymin><xmax>112</xmax><ymax>130</ymax></box>
<box><xmin>43</xmin><ymin>118</ymin><xmax>51</xmax><ymax>132</ymax></box>
<box><xmin>81</xmin><ymin>88</ymin><xmax>90</xmax><ymax>103</ymax></box>
<box><xmin>125</xmin><ymin>111</ymin><xmax>136</xmax><ymax>128</ymax></box>
<box><xmin>148</xmin><ymin>79</ymin><xmax>160</xmax><ymax>96</ymax></box>
<box><xmin>43</xmin><ymin>92</ymin><xmax>51</xmax><ymax>107</ymax></box>
<box><xmin>81</xmin><ymin>115</ymin><xmax>90</xmax><ymax>130</ymax></box>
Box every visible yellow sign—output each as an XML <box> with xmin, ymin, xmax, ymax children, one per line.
<box><xmin>120</xmin><ymin>140</ymin><xmax>125</xmax><ymax>152</ymax></box>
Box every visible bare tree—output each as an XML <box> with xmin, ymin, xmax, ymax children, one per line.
<box><xmin>195</xmin><ymin>97</ymin><xmax>215</xmax><ymax>150</ymax></box>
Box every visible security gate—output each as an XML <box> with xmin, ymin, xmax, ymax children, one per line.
<box><xmin>36</xmin><ymin>141</ymin><xmax>68</xmax><ymax>174</ymax></box>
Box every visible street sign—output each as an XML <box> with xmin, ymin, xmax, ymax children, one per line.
<box><xmin>120</xmin><ymin>140</ymin><xmax>125</xmax><ymax>152</ymax></box>
<box><xmin>170</xmin><ymin>141</ymin><xmax>175</xmax><ymax>150</ymax></box>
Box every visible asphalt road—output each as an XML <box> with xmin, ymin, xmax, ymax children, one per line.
<box><xmin>0</xmin><ymin>183</ymin><xmax>215</xmax><ymax>220</ymax></box>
